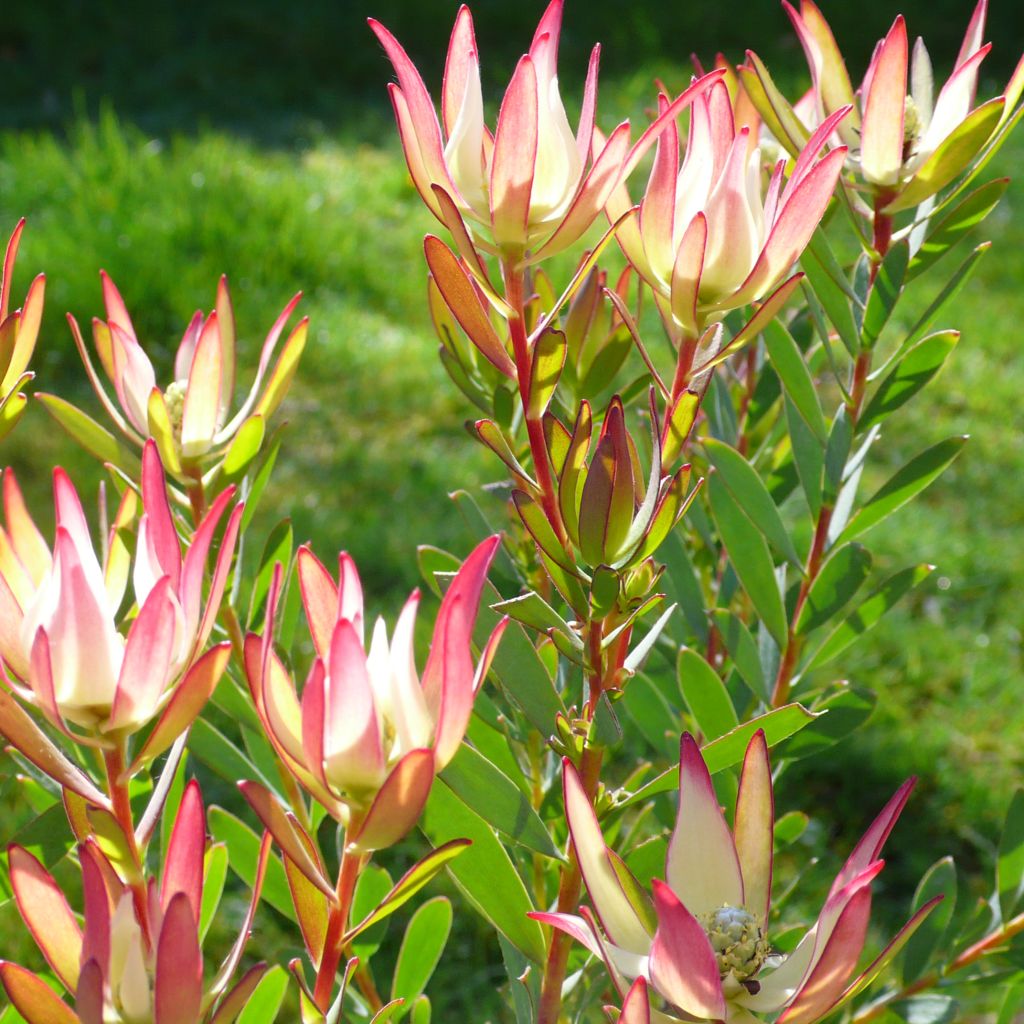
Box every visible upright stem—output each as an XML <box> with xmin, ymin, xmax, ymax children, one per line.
<box><xmin>536</xmin><ymin>742</ymin><xmax>605</xmax><ymax>1024</ymax></box>
<box><xmin>102</xmin><ymin>743</ymin><xmax>152</xmax><ymax>946</ymax></box>
<box><xmin>314</xmin><ymin>843</ymin><xmax>367</xmax><ymax>1013</ymax></box>
<box><xmin>503</xmin><ymin>261</ymin><xmax>567</xmax><ymax>546</ymax></box>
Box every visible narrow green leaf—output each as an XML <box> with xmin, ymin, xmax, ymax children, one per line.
<box><xmin>660</xmin><ymin>531</ymin><xmax>708</xmax><ymax>644</ymax></box>
<box><xmin>622</xmin><ymin>672</ymin><xmax>677</xmax><ymax>759</ymax></box>
<box><xmin>762</xmin><ymin>321</ymin><xmax>827</xmax><ymax>443</ymax></box>
<box><xmin>200</xmin><ymin>844</ymin><xmax>229</xmax><ymax>942</ymax></box>
<box><xmin>709</xmin><ymin>477</ymin><xmax>788</xmax><ymax>647</ymax></box>
<box><xmin>390</xmin><ymin>898</ymin><xmax>453</xmax><ymax>1016</ymax></box>
<box><xmin>998</xmin><ymin>790</ymin><xmax>1024</xmax><ymax>923</ymax></box>
<box><xmin>221</xmin><ymin>414</ymin><xmax>266</xmax><ymax>481</ymax></box>
<box><xmin>207</xmin><ymin>807</ymin><xmax>293</xmax><ymax>921</ymax></box>
<box><xmin>440</xmin><ymin>744</ymin><xmax>561</xmax><ymax>859</ymax></box>
<box><xmin>859</xmin><ymin>332</ymin><xmax>959</xmax><ymax>435</ymax></box>
<box><xmin>239</xmin><ymin>436</ymin><xmax>281</xmax><ymax>535</ymax></box>
<box><xmin>528</xmin><ymin>328</ymin><xmax>566</xmax><ymax>418</ymax></box>
<box><xmin>774</xmin><ymin>812</ymin><xmax>809</xmax><ymax>845</ymax></box>
<box><xmin>795</xmin><ymin>543</ymin><xmax>872</xmax><ymax>635</ymax></box>
<box><xmin>801</xmin><ymin>232</ymin><xmax>860</xmax><ymax>356</ymax></box>
<box><xmin>619</xmin><ymin>704</ymin><xmax>818</xmax><ymax>807</ymax></box>
<box><xmin>862</xmin><ymin>241</ymin><xmax>909</xmax><ymax>348</ymax></box>
<box><xmin>498</xmin><ymin>934</ymin><xmax>538</xmax><ymax>1024</ymax></box>
<box><xmin>236</xmin><ymin>965</ymin><xmax>289</xmax><ymax>1024</ymax></box>
<box><xmin>245</xmin><ymin>519</ymin><xmax>293</xmax><ymax>629</ymax></box>
<box><xmin>711</xmin><ymin>611</ymin><xmax>769</xmax><ymax>703</ymax></box>
<box><xmin>677</xmin><ymin>647</ymin><xmax>738</xmax><ymax>740</ymax></box>
<box><xmin>785</xmin><ymin>395</ymin><xmax>824</xmax><ymax>519</ymax></box>
<box><xmin>907</xmin><ymin>178</ymin><xmax>1009</xmax><ymax>281</ymax></box>
<box><xmin>350</xmin><ymin>864</ymin><xmax>394</xmax><ymax>960</ymax></box>
<box><xmin>806</xmin><ymin>564</ymin><xmax>934</xmax><ymax>669</ymax></box>
<box><xmin>704</xmin><ymin>438</ymin><xmax>802</xmax><ymax>568</ymax></box>
<box><xmin>491</xmin><ymin>591</ymin><xmax>578</xmax><ymax>643</ymax></box>
<box><xmin>189</xmin><ymin>718</ymin><xmax>273</xmax><ymax>790</ymax></box>
<box><xmin>901</xmin><ymin>857</ymin><xmax>957</xmax><ymax>984</ymax></box>
<box><xmin>836</xmin><ymin>437</ymin><xmax>967</xmax><ymax>544</ymax></box>
<box><xmin>420</xmin><ymin>784</ymin><xmax>546</xmax><ymax>964</ymax></box>
<box><xmin>903</xmin><ymin>243</ymin><xmax>989</xmax><ymax>349</ymax></box>
<box><xmin>823</xmin><ymin>407</ymin><xmax>852</xmax><ymax>507</ymax></box>
<box><xmin>37</xmin><ymin>394</ymin><xmax>139</xmax><ymax>473</ymax></box>
<box><xmin>623</xmin><ymin>603</ymin><xmax>676</xmax><ymax>673</ymax></box>
<box><xmin>892</xmin><ymin>995</ymin><xmax>958</xmax><ymax>1024</ymax></box>
<box><xmin>778</xmin><ymin>686</ymin><xmax>876</xmax><ymax>759</ymax></box>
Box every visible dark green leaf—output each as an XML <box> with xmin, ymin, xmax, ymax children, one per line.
<box><xmin>807</xmin><ymin>564</ymin><xmax>934</xmax><ymax>669</ymax></box>
<box><xmin>709</xmin><ymin>477</ymin><xmax>788</xmax><ymax>647</ymax></box>
<box><xmin>859</xmin><ymin>332</ymin><xmax>960</xmax><ymax>435</ymax></box>
<box><xmin>420</xmin><ymin>784</ymin><xmax>546</xmax><ymax>963</ymax></box>
<box><xmin>836</xmin><ymin>437</ymin><xmax>967</xmax><ymax>544</ymax></box>
<box><xmin>823</xmin><ymin>407</ymin><xmax>852</xmax><ymax>507</ymax></box>
<box><xmin>622</xmin><ymin>673</ymin><xmax>678</xmax><ymax>759</ymax></box>
<box><xmin>677</xmin><ymin>648</ymin><xmax>738</xmax><ymax>740</ymax></box>
<box><xmin>774</xmin><ymin>811</ymin><xmax>809</xmax><ymax>845</ymax></box>
<box><xmin>391</xmin><ymin>897</ymin><xmax>453</xmax><ymax>1016</ymax></box>
<box><xmin>763</xmin><ymin>321</ymin><xmax>827</xmax><ymax>443</ymax></box>
<box><xmin>660</xmin><ymin>531</ymin><xmax>708</xmax><ymax>644</ymax></box>
<box><xmin>189</xmin><ymin>718</ymin><xmax>274</xmax><ymax>790</ymax></box>
<box><xmin>795</xmin><ymin>543</ymin><xmax>872</xmax><ymax>635</ymax></box>
<box><xmin>901</xmin><ymin>857</ymin><xmax>957</xmax><ymax>984</ymax></box>
<box><xmin>778</xmin><ymin>686</ymin><xmax>876</xmax><ymax>759</ymax></box>
<box><xmin>999</xmin><ymin>790</ymin><xmax>1024</xmax><ymax>923</ymax></box>
<box><xmin>903</xmin><ymin>242</ymin><xmax>990</xmax><ymax>349</ymax></box>
<box><xmin>245</xmin><ymin>519</ymin><xmax>293</xmax><ymax>630</ymax></box>
<box><xmin>440</xmin><ymin>744</ymin><xmax>560</xmax><ymax>859</ymax></box>
<box><xmin>491</xmin><ymin>591</ymin><xmax>577</xmax><ymax>643</ymax></box>
<box><xmin>711</xmin><ymin>611</ymin><xmax>769</xmax><ymax>703</ymax></box>
<box><xmin>704</xmin><ymin>438</ymin><xmax>802</xmax><ymax>568</ymax></box>
<box><xmin>785</xmin><ymin>395</ymin><xmax>824</xmax><ymax>519</ymax></box>
<box><xmin>801</xmin><ymin>231</ymin><xmax>860</xmax><ymax>356</ymax></box>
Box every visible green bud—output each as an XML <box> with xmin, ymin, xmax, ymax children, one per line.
<box><xmin>697</xmin><ymin>905</ymin><xmax>769</xmax><ymax>982</ymax></box>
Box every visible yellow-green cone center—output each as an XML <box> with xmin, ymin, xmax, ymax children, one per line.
<box><xmin>903</xmin><ymin>95</ymin><xmax>922</xmax><ymax>161</ymax></box>
<box><xmin>697</xmin><ymin>905</ymin><xmax>768</xmax><ymax>982</ymax></box>
<box><xmin>163</xmin><ymin>379</ymin><xmax>188</xmax><ymax>444</ymax></box>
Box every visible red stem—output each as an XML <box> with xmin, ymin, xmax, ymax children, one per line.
<box><xmin>313</xmin><ymin>844</ymin><xmax>366</xmax><ymax>1012</ymax></box>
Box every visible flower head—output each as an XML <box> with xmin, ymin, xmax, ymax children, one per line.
<box><xmin>607</xmin><ymin>80</ymin><xmax>848</xmax><ymax>336</ymax></box>
<box><xmin>243</xmin><ymin>535</ymin><xmax>506</xmax><ymax>851</ymax></box>
<box><xmin>534</xmin><ymin>732</ymin><xmax>940</xmax><ymax>1024</ymax></box>
<box><xmin>55</xmin><ymin>272</ymin><xmax>306</xmax><ymax>479</ymax></box>
<box><xmin>0</xmin><ymin>219</ymin><xmax>45</xmax><ymax>442</ymax></box>
<box><xmin>0</xmin><ymin>442</ymin><xmax>238</xmax><ymax>756</ymax></box>
<box><xmin>0</xmin><ymin>781</ymin><xmax>271</xmax><ymax>1024</ymax></box>
<box><xmin>370</xmin><ymin>1</ymin><xmax>724</xmax><ymax>263</ymax></box>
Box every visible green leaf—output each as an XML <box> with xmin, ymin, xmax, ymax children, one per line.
<box><xmin>703</xmin><ymin>439</ymin><xmax>801</xmax><ymax>568</ymax></box>
<box><xmin>200</xmin><ymin>843</ymin><xmax>229</xmax><ymax>942</ymax></box>
<box><xmin>619</xmin><ymin>704</ymin><xmax>818</xmax><ymax>807</ymax></box>
<box><xmin>902</xmin><ymin>242</ymin><xmax>989</xmax><ymax>350</ymax></box>
<box><xmin>390</xmin><ymin>897</ymin><xmax>453</xmax><ymax>1016</ymax></box>
<box><xmin>623</xmin><ymin>603</ymin><xmax>676</xmax><ymax>673</ymax></box>
<box><xmin>862</xmin><ymin>241</ymin><xmax>909</xmax><ymax>348</ymax></box>
<box><xmin>774</xmin><ymin>811</ymin><xmax>809</xmax><ymax>845</ymax></box>
<box><xmin>677</xmin><ymin>648</ymin><xmax>738</xmax><ymax>740</ymax></box>
<box><xmin>528</xmin><ymin>328</ymin><xmax>566</xmax><ymax>418</ymax></box>
<box><xmin>711</xmin><ymin>611</ymin><xmax>769</xmax><ymax>703</ymax></box>
<box><xmin>239</xmin><ymin>436</ymin><xmax>281</xmax><ymax>535</ymax></box>
<box><xmin>996</xmin><ymin>976</ymin><xmax>1024</xmax><ymax>1024</ymax></box>
<box><xmin>907</xmin><ymin>178</ymin><xmax>1009</xmax><ymax>282</ymax></box>
<box><xmin>37</xmin><ymin>394</ymin><xmax>140</xmax><ymax>472</ymax></box>
<box><xmin>420</xmin><ymin>783</ymin><xmax>546</xmax><ymax>964</ymax></box>
<box><xmin>836</xmin><ymin>437</ymin><xmax>967</xmax><ymax>544</ymax></box>
<box><xmin>708</xmin><ymin>477</ymin><xmax>788</xmax><ymax>647</ymax></box>
<box><xmin>236</xmin><ymin>965</ymin><xmax>289</xmax><ymax>1024</ymax></box>
<box><xmin>859</xmin><ymin>331</ymin><xmax>959</xmax><ymax>435</ymax></box>
<box><xmin>801</xmin><ymin>231</ymin><xmax>860</xmax><ymax>357</ymax></box>
<box><xmin>660</xmin><ymin>531</ymin><xmax>708</xmax><ymax>644</ymax></box>
<box><xmin>491</xmin><ymin>591</ymin><xmax>578</xmax><ymax>644</ymax></box>
<box><xmin>245</xmin><ymin>519</ymin><xmax>293</xmax><ymax>629</ymax></box>
<box><xmin>188</xmin><ymin>717</ymin><xmax>274</xmax><ymax>790</ymax></box>
<box><xmin>999</xmin><ymin>790</ymin><xmax>1024</xmax><ymax>923</ymax></box>
<box><xmin>823</xmin><ymin>406</ymin><xmax>852</xmax><ymax>507</ymax></box>
<box><xmin>348</xmin><ymin>842</ymin><xmax>469</xmax><ymax>945</ymax></box>
<box><xmin>440</xmin><ymin>744</ymin><xmax>560</xmax><ymax>859</ymax></box>
<box><xmin>350</xmin><ymin>864</ymin><xmax>394</xmax><ymax>960</ymax></box>
<box><xmin>892</xmin><ymin>995</ymin><xmax>958</xmax><ymax>1024</ymax></box>
<box><xmin>901</xmin><ymin>857</ymin><xmax>957</xmax><ymax>984</ymax></box>
<box><xmin>208</xmin><ymin>807</ymin><xmax>293</xmax><ymax>921</ymax></box>
<box><xmin>498</xmin><ymin>934</ymin><xmax>539</xmax><ymax>1024</ymax></box>
<box><xmin>806</xmin><ymin>564</ymin><xmax>935</xmax><ymax>669</ymax></box>
<box><xmin>762</xmin><ymin>321</ymin><xmax>827</xmax><ymax>443</ymax></box>
<box><xmin>622</xmin><ymin>672</ymin><xmax>677</xmax><ymax>759</ymax></box>
<box><xmin>221</xmin><ymin>414</ymin><xmax>266</xmax><ymax>481</ymax></box>
<box><xmin>778</xmin><ymin>686</ymin><xmax>876</xmax><ymax>759</ymax></box>
<box><xmin>785</xmin><ymin>395</ymin><xmax>824</xmax><ymax>519</ymax></box>
<box><xmin>795</xmin><ymin>543</ymin><xmax>872</xmax><ymax>635</ymax></box>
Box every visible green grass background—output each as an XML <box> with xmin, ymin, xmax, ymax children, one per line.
<box><xmin>0</xmin><ymin>0</ymin><xmax>1022</xmax><ymax>1017</ymax></box>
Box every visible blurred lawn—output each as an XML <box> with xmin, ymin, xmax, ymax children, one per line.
<box><xmin>0</xmin><ymin>1</ymin><xmax>1022</xmax><ymax>1017</ymax></box>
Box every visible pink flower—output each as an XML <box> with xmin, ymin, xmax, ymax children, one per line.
<box><xmin>0</xmin><ymin>219</ymin><xmax>45</xmax><ymax>441</ymax></box>
<box><xmin>0</xmin><ymin>782</ymin><xmax>271</xmax><ymax>1024</ymax></box>
<box><xmin>370</xmin><ymin>1</ymin><xmax>723</xmax><ymax>262</ymax></box>
<box><xmin>57</xmin><ymin>272</ymin><xmax>306</xmax><ymax>474</ymax></box>
<box><xmin>606</xmin><ymin>80</ymin><xmax>848</xmax><ymax>336</ymax></box>
<box><xmin>534</xmin><ymin>732</ymin><xmax>940</xmax><ymax>1023</ymax></box>
<box><xmin>243</xmin><ymin>535</ymin><xmax>506</xmax><ymax>851</ymax></box>
<box><xmin>0</xmin><ymin>442</ymin><xmax>238</xmax><ymax>757</ymax></box>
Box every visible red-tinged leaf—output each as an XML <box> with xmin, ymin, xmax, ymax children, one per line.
<box><xmin>633</xmin><ymin>469</ymin><xmax>699</xmax><ymax>565</ymax></box>
<box><xmin>147</xmin><ymin>388</ymin><xmax>183</xmax><ymax>476</ymax></box>
<box><xmin>0</xmin><ymin>688</ymin><xmax>110</xmax><ymax>807</ymax></box>
<box><xmin>0</xmin><ymin>962</ymin><xmax>79</xmax><ymax>1024</ymax></box>
<box><xmin>3</xmin><ymin>273</ymin><xmax>45</xmax><ymax>386</ymax></box>
<box><xmin>196</xmin><ymin>502</ymin><xmax>243</xmax><ymax>652</ymax></box>
<box><xmin>885</xmin><ymin>97</ymin><xmax>1004</xmax><ymax>213</ymax></box>
<box><xmin>162</xmin><ymin>780</ymin><xmax>205</xmax><ymax>920</ymax></box>
<box><xmin>734</xmin><ymin>730</ymin><xmax>774</xmax><ymax>928</ymax></box>
<box><xmin>297</xmin><ymin>545</ymin><xmax>339</xmax><ymax>660</ymax></box>
<box><xmin>140</xmin><ymin>441</ymin><xmax>181</xmax><ymax>587</ymax></box>
<box><xmin>179</xmin><ymin>313</ymin><xmax>222</xmax><ymax>458</ymax></box>
<box><xmin>490</xmin><ymin>54</ymin><xmax>538</xmax><ymax>250</ymax></box>
<box><xmin>528</xmin><ymin>327</ymin><xmax>566</xmax><ymax>418</ymax></box>
<box><xmin>8</xmin><ymin>845</ymin><xmax>82</xmax><ymax>990</ymax></box>
<box><xmin>649</xmin><ymin>880</ymin><xmax>726</xmax><ymax>1019</ymax></box>
<box><xmin>214</xmin><ymin>276</ymin><xmax>236</xmax><ymax>419</ymax></box>
<box><xmin>475</xmin><ymin>420</ymin><xmax>535</xmax><ymax>485</ymax></box>
<box><xmin>238</xmin><ymin>781</ymin><xmax>335</xmax><ymax>898</ymax></box>
<box><xmin>385</xmin><ymin>83</ymin><xmax>446</xmax><ymax>219</ymax></box>
<box><xmin>344</xmin><ymin>839</ymin><xmax>472</xmax><ymax>943</ymax></box>
<box><xmin>284</xmin><ymin>848</ymin><xmax>330</xmax><ymax>968</ymax></box>
<box><xmin>860</xmin><ymin>16</ymin><xmax>908</xmax><ymax>186</ymax></box>
<box><xmin>155</xmin><ymin>893</ymin><xmax>203</xmax><ymax>1024</ymax></box>
<box><xmin>670</xmin><ymin>214</ymin><xmax>707</xmax><ymax>337</ymax></box>
<box><xmin>738</xmin><ymin>53</ymin><xmax>809</xmax><ymax>158</ymax></box>
<box><xmin>130</xmin><ymin>644</ymin><xmax>231</xmax><ymax>771</ymax></box>
<box><xmin>430</xmin><ymin>185</ymin><xmax>501</xmax><ymax>298</ymax></box>
<box><xmin>618</xmin><ymin>977</ymin><xmax>651</xmax><ymax>1024</ymax></box>
<box><xmin>558</xmin><ymin>401</ymin><xmax>593</xmax><ymax>546</ymax></box>
<box><xmin>209</xmin><ymin>964</ymin><xmax>270</xmax><ymax>1024</ymax></box>
<box><xmin>424</xmin><ymin>236</ymin><xmax>515</xmax><ymax>377</ymax></box>
<box><xmin>0</xmin><ymin>218</ymin><xmax>26</xmax><ymax>320</ymax></box>
<box><xmin>253</xmin><ymin>317</ymin><xmax>308</xmax><ymax>421</ymax></box>
<box><xmin>351</xmin><ymin>748</ymin><xmax>436</xmax><ymax>853</ymax></box>
<box><xmin>76</xmin><ymin>958</ymin><xmax>104</xmax><ymax>1024</ymax></box>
